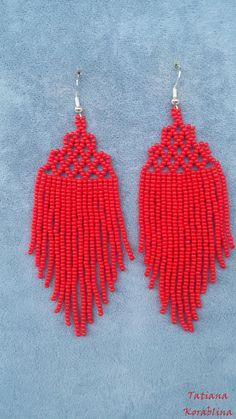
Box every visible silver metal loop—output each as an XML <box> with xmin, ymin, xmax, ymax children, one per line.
<box><xmin>172</xmin><ymin>63</ymin><xmax>181</xmax><ymax>107</ymax></box>
<box><xmin>75</xmin><ymin>69</ymin><xmax>83</xmax><ymax>115</ymax></box>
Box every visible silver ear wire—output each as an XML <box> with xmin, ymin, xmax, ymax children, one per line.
<box><xmin>171</xmin><ymin>63</ymin><xmax>181</xmax><ymax>107</ymax></box>
<box><xmin>75</xmin><ymin>69</ymin><xmax>83</xmax><ymax>115</ymax></box>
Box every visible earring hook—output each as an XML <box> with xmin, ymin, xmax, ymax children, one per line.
<box><xmin>171</xmin><ymin>63</ymin><xmax>181</xmax><ymax>107</ymax></box>
<box><xmin>75</xmin><ymin>69</ymin><xmax>83</xmax><ymax>115</ymax></box>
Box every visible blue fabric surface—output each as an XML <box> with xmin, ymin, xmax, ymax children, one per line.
<box><xmin>1</xmin><ymin>1</ymin><xmax>236</xmax><ymax>418</ymax></box>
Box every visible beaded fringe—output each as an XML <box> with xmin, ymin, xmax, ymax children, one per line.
<box><xmin>29</xmin><ymin>115</ymin><xmax>134</xmax><ymax>335</ymax></box>
<box><xmin>139</xmin><ymin>107</ymin><xmax>234</xmax><ymax>332</ymax></box>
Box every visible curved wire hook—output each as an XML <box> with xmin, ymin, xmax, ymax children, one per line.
<box><xmin>75</xmin><ymin>69</ymin><xmax>83</xmax><ymax>115</ymax></box>
<box><xmin>172</xmin><ymin>63</ymin><xmax>182</xmax><ymax>107</ymax></box>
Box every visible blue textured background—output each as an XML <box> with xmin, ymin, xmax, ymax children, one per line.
<box><xmin>1</xmin><ymin>1</ymin><xmax>236</xmax><ymax>418</ymax></box>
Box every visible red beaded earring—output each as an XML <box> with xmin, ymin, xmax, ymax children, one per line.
<box><xmin>28</xmin><ymin>70</ymin><xmax>134</xmax><ymax>336</ymax></box>
<box><xmin>139</xmin><ymin>64</ymin><xmax>234</xmax><ymax>332</ymax></box>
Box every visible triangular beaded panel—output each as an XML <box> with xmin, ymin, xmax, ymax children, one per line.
<box><xmin>42</xmin><ymin>115</ymin><xmax>115</xmax><ymax>180</ymax></box>
<box><xmin>146</xmin><ymin>107</ymin><xmax>216</xmax><ymax>173</ymax></box>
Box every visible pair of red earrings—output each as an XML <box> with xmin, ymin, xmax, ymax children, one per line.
<box><xmin>28</xmin><ymin>65</ymin><xmax>234</xmax><ymax>335</ymax></box>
